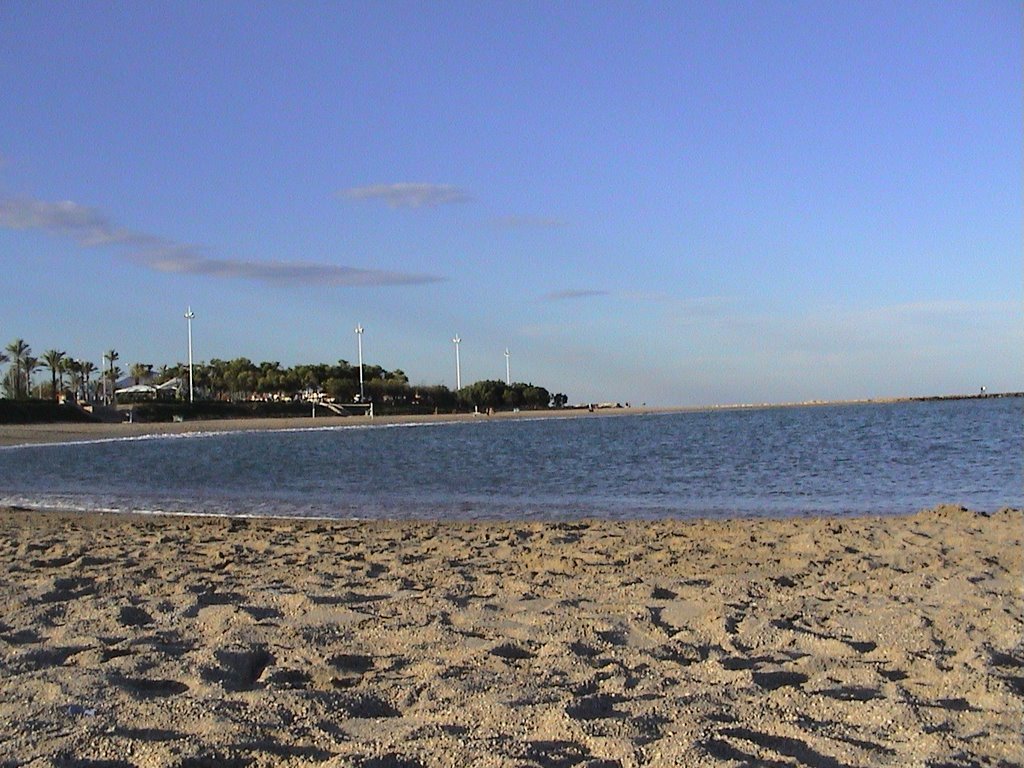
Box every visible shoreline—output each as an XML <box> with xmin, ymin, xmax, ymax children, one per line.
<box><xmin>0</xmin><ymin>504</ymin><xmax>1019</xmax><ymax>766</ymax></box>
<box><xmin>1</xmin><ymin>391</ymin><xmax>1019</xmax><ymax>448</ymax></box>
<box><xmin>0</xmin><ymin>406</ymin><xmax>664</xmax><ymax>448</ymax></box>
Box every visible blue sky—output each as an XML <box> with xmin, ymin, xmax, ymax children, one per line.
<box><xmin>1</xmin><ymin>1</ymin><xmax>1020</xmax><ymax>406</ymax></box>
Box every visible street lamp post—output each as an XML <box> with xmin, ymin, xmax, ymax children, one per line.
<box><xmin>355</xmin><ymin>324</ymin><xmax>365</xmax><ymax>402</ymax></box>
<box><xmin>505</xmin><ymin>347</ymin><xmax>511</xmax><ymax>386</ymax></box>
<box><xmin>184</xmin><ymin>307</ymin><xmax>195</xmax><ymax>403</ymax></box>
<box><xmin>453</xmin><ymin>335</ymin><xmax>462</xmax><ymax>391</ymax></box>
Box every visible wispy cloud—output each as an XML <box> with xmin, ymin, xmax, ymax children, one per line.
<box><xmin>340</xmin><ymin>183</ymin><xmax>472</xmax><ymax>209</ymax></box>
<box><xmin>0</xmin><ymin>198</ymin><xmax>158</xmax><ymax>247</ymax></box>
<box><xmin>492</xmin><ymin>215</ymin><xmax>568</xmax><ymax>230</ymax></box>
<box><xmin>542</xmin><ymin>289</ymin><xmax>610</xmax><ymax>302</ymax></box>
<box><xmin>128</xmin><ymin>246</ymin><xmax>440</xmax><ymax>286</ymax></box>
<box><xmin>0</xmin><ymin>196</ymin><xmax>443</xmax><ymax>287</ymax></box>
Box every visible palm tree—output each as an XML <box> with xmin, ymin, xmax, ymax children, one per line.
<box><xmin>66</xmin><ymin>359</ymin><xmax>83</xmax><ymax>402</ymax></box>
<box><xmin>107</xmin><ymin>365</ymin><xmax>123</xmax><ymax>402</ymax></box>
<box><xmin>104</xmin><ymin>349</ymin><xmax>119</xmax><ymax>404</ymax></box>
<box><xmin>59</xmin><ymin>355</ymin><xmax>73</xmax><ymax>391</ymax></box>
<box><xmin>23</xmin><ymin>355</ymin><xmax>40</xmax><ymax>398</ymax></box>
<box><xmin>129</xmin><ymin>362</ymin><xmax>152</xmax><ymax>386</ymax></box>
<box><xmin>5</xmin><ymin>339</ymin><xmax>31</xmax><ymax>399</ymax></box>
<box><xmin>41</xmin><ymin>349</ymin><xmax>66</xmax><ymax>402</ymax></box>
<box><xmin>80</xmin><ymin>360</ymin><xmax>96</xmax><ymax>402</ymax></box>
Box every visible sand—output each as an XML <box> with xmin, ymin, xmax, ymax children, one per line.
<box><xmin>0</xmin><ymin>505</ymin><xmax>1020</xmax><ymax>767</ymax></box>
<box><xmin>0</xmin><ymin>409</ymin><xmax>650</xmax><ymax>448</ymax></box>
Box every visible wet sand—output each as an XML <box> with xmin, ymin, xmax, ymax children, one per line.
<box><xmin>3</xmin><ymin>394</ymin><xmax>1014</xmax><ymax>448</ymax></box>
<box><xmin>0</xmin><ymin>505</ymin><xmax>1020</xmax><ymax>767</ymax></box>
<box><xmin>0</xmin><ymin>409</ymin><xmax>654</xmax><ymax>448</ymax></box>
<box><xmin>4</xmin><ymin>391</ymin><xmax>1015</xmax><ymax>450</ymax></box>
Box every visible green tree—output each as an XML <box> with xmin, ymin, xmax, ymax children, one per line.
<box><xmin>503</xmin><ymin>384</ymin><xmax>525</xmax><ymax>410</ymax></box>
<box><xmin>104</xmin><ymin>349</ymin><xmax>119</xmax><ymax>404</ymax></box>
<box><xmin>206</xmin><ymin>358</ymin><xmax>231</xmax><ymax>399</ymax></box>
<box><xmin>460</xmin><ymin>379</ymin><xmax>507</xmax><ymax>410</ymax></box>
<box><xmin>255</xmin><ymin>361</ymin><xmax>283</xmax><ymax>396</ymax></box>
<box><xmin>324</xmin><ymin>377</ymin><xmax>357</xmax><ymax>403</ymax></box>
<box><xmin>59</xmin><ymin>355</ymin><xmax>74</xmax><ymax>391</ymax></box>
<box><xmin>129</xmin><ymin>362</ymin><xmax>152</xmax><ymax>386</ymax></box>
<box><xmin>41</xmin><ymin>349</ymin><xmax>66</xmax><ymax>402</ymax></box>
<box><xmin>2</xmin><ymin>368</ymin><xmax>17</xmax><ymax>398</ymax></box>
<box><xmin>66</xmin><ymin>359</ymin><xmax>83</xmax><ymax>401</ymax></box>
<box><xmin>522</xmin><ymin>385</ymin><xmax>551</xmax><ymax>409</ymax></box>
<box><xmin>5</xmin><ymin>339</ymin><xmax>32</xmax><ymax>399</ymax></box>
<box><xmin>79</xmin><ymin>360</ymin><xmax>97</xmax><ymax>402</ymax></box>
<box><xmin>23</xmin><ymin>355</ymin><xmax>40</xmax><ymax>397</ymax></box>
<box><xmin>415</xmin><ymin>385</ymin><xmax>456</xmax><ymax>411</ymax></box>
<box><xmin>194</xmin><ymin>362</ymin><xmax>215</xmax><ymax>400</ymax></box>
<box><xmin>105</xmin><ymin>362</ymin><xmax>123</xmax><ymax>402</ymax></box>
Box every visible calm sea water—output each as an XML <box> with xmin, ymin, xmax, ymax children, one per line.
<box><xmin>0</xmin><ymin>398</ymin><xmax>1019</xmax><ymax>520</ymax></box>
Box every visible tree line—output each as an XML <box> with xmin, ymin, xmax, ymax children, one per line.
<box><xmin>1</xmin><ymin>338</ymin><xmax>568</xmax><ymax>412</ymax></box>
<box><xmin>1</xmin><ymin>340</ymin><xmax>100</xmax><ymax>403</ymax></box>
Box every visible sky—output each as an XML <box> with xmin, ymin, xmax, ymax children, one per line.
<box><xmin>0</xmin><ymin>1</ymin><xmax>1020</xmax><ymax>406</ymax></box>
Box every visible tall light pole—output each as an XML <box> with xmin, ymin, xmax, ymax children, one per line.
<box><xmin>184</xmin><ymin>306</ymin><xmax>195</xmax><ymax>403</ymax></box>
<box><xmin>452</xmin><ymin>334</ymin><xmax>462</xmax><ymax>391</ymax></box>
<box><xmin>505</xmin><ymin>347</ymin><xmax>511</xmax><ymax>386</ymax></box>
<box><xmin>355</xmin><ymin>324</ymin><xmax>365</xmax><ymax>402</ymax></box>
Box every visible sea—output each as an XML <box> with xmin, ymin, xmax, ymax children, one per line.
<box><xmin>0</xmin><ymin>397</ymin><xmax>1019</xmax><ymax>521</ymax></box>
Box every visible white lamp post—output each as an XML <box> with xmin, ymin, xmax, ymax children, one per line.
<box><xmin>505</xmin><ymin>347</ymin><xmax>511</xmax><ymax>386</ymax></box>
<box><xmin>453</xmin><ymin>335</ymin><xmax>462</xmax><ymax>391</ymax></box>
<box><xmin>355</xmin><ymin>324</ymin><xmax>365</xmax><ymax>402</ymax></box>
<box><xmin>184</xmin><ymin>306</ymin><xmax>195</xmax><ymax>403</ymax></box>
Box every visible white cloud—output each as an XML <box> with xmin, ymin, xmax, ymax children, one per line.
<box><xmin>0</xmin><ymin>196</ymin><xmax>444</xmax><ymax>287</ymax></box>
<box><xmin>340</xmin><ymin>183</ymin><xmax>472</xmax><ymax>209</ymax></box>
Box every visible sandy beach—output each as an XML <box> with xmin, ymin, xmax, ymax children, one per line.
<box><xmin>0</xmin><ymin>409</ymin><xmax>654</xmax><ymax>449</ymax></box>
<box><xmin>1</xmin><ymin>394</ymin><xmax>1014</xmax><ymax>448</ymax></box>
<box><xmin>0</xmin><ymin>504</ymin><xmax>1020</xmax><ymax>767</ymax></box>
